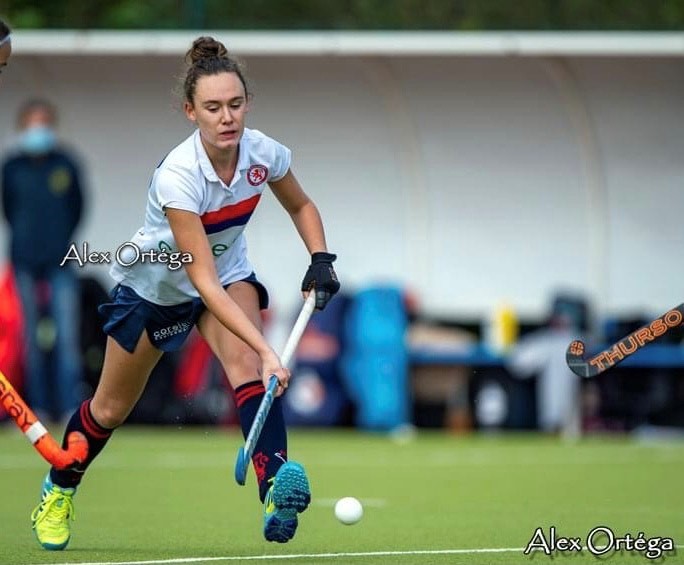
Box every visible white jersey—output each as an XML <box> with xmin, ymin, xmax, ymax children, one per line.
<box><xmin>109</xmin><ymin>128</ymin><xmax>291</xmax><ymax>305</ymax></box>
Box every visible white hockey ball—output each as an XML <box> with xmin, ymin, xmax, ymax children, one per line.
<box><xmin>334</xmin><ymin>496</ymin><xmax>364</xmax><ymax>525</ymax></box>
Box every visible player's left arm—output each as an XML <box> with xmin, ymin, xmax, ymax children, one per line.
<box><xmin>268</xmin><ymin>169</ymin><xmax>327</xmax><ymax>254</ymax></box>
<box><xmin>268</xmin><ymin>169</ymin><xmax>340</xmax><ymax>309</ymax></box>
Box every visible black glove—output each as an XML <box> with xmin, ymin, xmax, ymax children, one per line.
<box><xmin>301</xmin><ymin>252</ymin><xmax>340</xmax><ymax>310</ymax></box>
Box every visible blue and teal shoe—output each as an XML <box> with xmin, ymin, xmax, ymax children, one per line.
<box><xmin>263</xmin><ymin>461</ymin><xmax>311</xmax><ymax>543</ymax></box>
<box><xmin>31</xmin><ymin>474</ymin><xmax>76</xmax><ymax>550</ymax></box>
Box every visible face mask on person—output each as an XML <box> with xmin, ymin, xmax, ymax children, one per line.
<box><xmin>18</xmin><ymin>125</ymin><xmax>56</xmax><ymax>155</ymax></box>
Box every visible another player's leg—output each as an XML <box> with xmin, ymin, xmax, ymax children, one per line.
<box><xmin>32</xmin><ymin>333</ymin><xmax>162</xmax><ymax>550</ymax></box>
<box><xmin>198</xmin><ymin>281</ymin><xmax>310</xmax><ymax>543</ymax></box>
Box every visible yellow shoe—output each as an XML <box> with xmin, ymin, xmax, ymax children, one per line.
<box><xmin>31</xmin><ymin>475</ymin><xmax>76</xmax><ymax>550</ymax></box>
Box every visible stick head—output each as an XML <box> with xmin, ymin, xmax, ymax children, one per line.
<box><xmin>566</xmin><ymin>339</ymin><xmax>594</xmax><ymax>378</ymax></box>
<box><xmin>66</xmin><ymin>431</ymin><xmax>89</xmax><ymax>464</ymax></box>
<box><xmin>234</xmin><ymin>446</ymin><xmax>249</xmax><ymax>485</ymax></box>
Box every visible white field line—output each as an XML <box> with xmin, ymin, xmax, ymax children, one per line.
<box><xmin>21</xmin><ymin>544</ymin><xmax>684</xmax><ymax>565</ymax></box>
<box><xmin>24</xmin><ymin>547</ymin><xmax>523</xmax><ymax>565</ymax></box>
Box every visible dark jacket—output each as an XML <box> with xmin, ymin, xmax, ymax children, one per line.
<box><xmin>1</xmin><ymin>148</ymin><xmax>84</xmax><ymax>275</ymax></box>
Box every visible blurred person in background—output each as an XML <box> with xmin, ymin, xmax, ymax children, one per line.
<box><xmin>0</xmin><ymin>18</ymin><xmax>11</xmax><ymax>75</ymax></box>
<box><xmin>1</xmin><ymin>99</ymin><xmax>86</xmax><ymax>423</ymax></box>
<box><xmin>507</xmin><ymin>293</ymin><xmax>589</xmax><ymax>438</ymax></box>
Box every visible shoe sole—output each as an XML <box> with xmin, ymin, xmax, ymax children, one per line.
<box><xmin>264</xmin><ymin>462</ymin><xmax>311</xmax><ymax>543</ymax></box>
<box><xmin>36</xmin><ymin>536</ymin><xmax>70</xmax><ymax>551</ymax></box>
<box><xmin>272</xmin><ymin>462</ymin><xmax>311</xmax><ymax>512</ymax></box>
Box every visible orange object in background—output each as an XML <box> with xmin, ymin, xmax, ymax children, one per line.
<box><xmin>0</xmin><ymin>370</ymin><xmax>88</xmax><ymax>469</ymax></box>
<box><xmin>0</xmin><ymin>265</ymin><xmax>24</xmax><ymax>392</ymax></box>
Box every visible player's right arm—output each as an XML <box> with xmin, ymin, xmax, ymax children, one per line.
<box><xmin>164</xmin><ymin>207</ymin><xmax>289</xmax><ymax>391</ymax></box>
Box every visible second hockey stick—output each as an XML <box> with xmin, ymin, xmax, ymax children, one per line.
<box><xmin>565</xmin><ymin>303</ymin><xmax>684</xmax><ymax>377</ymax></box>
<box><xmin>234</xmin><ymin>291</ymin><xmax>317</xmax><ymax>485</ymax></box>
<box><xmin>0</xmin><ymin>370</ymin><xmax>88</xmax><ymax>469</ymax></box>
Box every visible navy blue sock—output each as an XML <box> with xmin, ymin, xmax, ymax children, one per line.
<box><xmin>235</xmin><ymin>380</ymin><xmax>288</xmax><ymax>502</ymax></box>
<box><xmin>50</xmin><ymin>399</ymin><xmax>114</xmax><ymax>488</ymax></box>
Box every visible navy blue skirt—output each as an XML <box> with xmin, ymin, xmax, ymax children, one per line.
<box><xmin>98</xmin><ymin>274</ymin><xmax>269</xmax><ymax>353</ymax></box>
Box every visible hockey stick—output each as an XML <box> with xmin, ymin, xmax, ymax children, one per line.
<box><xmin>0</xmin><ymin>370</ymin><xmax>88</xmax><ymax>469</ymax></box>
<box><xmin>234</xmin><ymin>291</ymin><xmax>317</xmax><ymax>485</ymax></box>
<box><xmin>565</xmin><ymin>303</ymin><xmax>684</xmax><ymax>377</ymax></box>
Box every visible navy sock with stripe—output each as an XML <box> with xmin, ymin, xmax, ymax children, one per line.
<box><xmin>235</xmin><ymin>380</ymin><xmax>288</xmax><ymax>502</ymax></box>
<box><xmin>50</xmin><ymin>399</ymin><xmax>114</xmax><ymax>489</ymax></box>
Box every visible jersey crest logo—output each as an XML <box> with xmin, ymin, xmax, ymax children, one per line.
<box><xmin>247</xmin><ymin>164</ymin><xmax>268</xmax><ymax>186</ymax></box>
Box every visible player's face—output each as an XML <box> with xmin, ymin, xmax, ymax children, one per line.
<box><xmin>0</xmin><ymin>39</ymin><xmax>12</xmax><ymax>78</ymax></box>
<box><xmin>185</xmin><ymin>72</ymin><xmax>248</xmax><ymax>152</ymax></box>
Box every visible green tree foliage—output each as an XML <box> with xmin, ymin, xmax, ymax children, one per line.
<box><xmin>2</xmin><ymin>0</ymin><xmax>684</xmax><ymax>30</ymax></box>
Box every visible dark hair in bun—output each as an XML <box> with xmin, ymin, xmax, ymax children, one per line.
<box><xmin>186</xmin><ymin>36</ymin><xmax>228</xmax><ymax>64</ymax></box>
<box><xmin>184</xmin><ymin>36</ymin><xmax>249</xmax><ymax>103</ymax></box>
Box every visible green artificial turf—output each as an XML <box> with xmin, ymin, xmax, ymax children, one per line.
<box><xmin>1</xmin><ymin>426</ymin><xmax>682</xmax><ymax>564</ymax></box>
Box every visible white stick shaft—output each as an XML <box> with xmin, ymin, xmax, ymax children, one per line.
<box><xmin>280</xmin><ymin>292</ymin><xmax>316</xmax><ymax>367</ymax></box>
<box><xmin>241</xmin><ymin>292</ymin><xmax>316</xmax><ymax>459</ymax></box>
